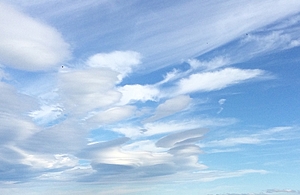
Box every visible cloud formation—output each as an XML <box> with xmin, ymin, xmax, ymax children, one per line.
<box><xmin>0</xmin><ymin>2</ymin><xmax>70</xmax><ymax>71</ymax></box>
<box><xmin>86</xmin><ymin>51</ymin><xmax>141</xmax><ymax>81</ymax></box>
<box><xmin>144</xmin><ymin>95</ymin><xmax>192</xmax><ymax>123</ymax></box>
<box><xmin>176</xmin><ymin>68</ymin><xmax>264</xmax><ymax>95</ymax></box>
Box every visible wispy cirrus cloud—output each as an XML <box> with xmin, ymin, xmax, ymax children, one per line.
<box><xmin>175</xmin><ymin>68</ymin><xmax>264</xmax><ymax>95</ymax></box>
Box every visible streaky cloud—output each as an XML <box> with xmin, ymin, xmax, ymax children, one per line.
<box><xmin>0</xmin><ymin>2</ymin><xmax>70</xmax><ymax>71</ymax></box>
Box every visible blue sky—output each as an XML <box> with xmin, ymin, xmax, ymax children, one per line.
<box><xmin>0</xmin><ymin>0</ymin><xmax>300</xmax><ymax>194</ymax></box>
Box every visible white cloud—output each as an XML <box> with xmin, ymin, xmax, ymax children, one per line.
<box><xmin>240</xmin><ymin>31</ymin><xmax>298</xmax><ymax>56</ymax></box>
<box><xmin>20</xmin><ymin>119</ymin><xmax>88</xmax><ymax>154</ymax></box>
<box><xmin>176</xmin><ymin>68</ymin><xmax>264</xmax><ymax>95</ymax></box>
<box><xmin>0</xmin><ymin>81</ymin><xmax>39</xmax><ymax>144</ymax></box>
<box><xmin>144</xmin><ymin>95</ymin><xmax>192</xmax><ymax>123</ymax></box>
<box><xmin>118</xmin><ymin>84</ymin><xmax>159</xmax><ymax>105</ymax></box>
<box><xmin>142</xmin><ymin>118</ymin><xmax>236</xmax><ymax>137</ymax></box>
<box><xmin>0</xmin><ymin>2</ymin><xmax>70</xmax><ymax>71</ymax></box>
<box><xmin>29</xmin><ymin>104</ymin><xmax>63</xmax><ymax>126</ymax></box>
<box><xmin>218</xmin><ymin>99</ymin><xmax>226</xmax><ymax>105</ymax></box>
<box><xmin>129</xmin><ymin>0</ymin><xmax>300</xmax><ymax>71</ymax></box>
<box><xmin>0</xmin><ymin>113</ymin><xmax>39</xmax><ymax>144</ymax></box>
<box><xmin>208</xmin><ymin>137</ymin><xmax>262</xmax><ymax>147</ymax></box>
<box><xmin>202</xmin><ymin>126</ymin><xmax>298</xmax><ymax>149</ymax></box>
<box><xmin>187</xmin><ymin>57</ymin><xmax>230</xmax><ymax>70</ymax></box>
<box><xmin>9</xmin><ymin>146</ymin><xmax>78</xmax><ymax>169</ymax></box>
<box><xmin>87</xmin><ymin>106</ymin><xmax>136</xmax><ymax>125</ymax></box>
<box><xmin>59</xmin><ymin>68</ymin><xmax>121</xmax><ymax>113</ymax></box>
<box><xmin>87</xmin><ymin>51</ymin><xmax>141</xmax><ymax>81</ymax></box>
<box><xmin>156</xmin><ymin>128</ymin><xmax>208</xmax><ymax>148</ymax></box>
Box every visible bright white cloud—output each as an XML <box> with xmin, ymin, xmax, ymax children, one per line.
<box><xmin>0</xmin><ymin>2</ymin><xmax>70</xmax><ymax>71</ymax></box>
<box><xmin>144</xmin><ymin>95</ymin><xmax>192</xmax><ymax>123</ymax></box>
<box><xmin>87</xmin><ymin>51</ymin><xmax>141</xmax><ymax>81</ymax></box>
<box><xmin>118</xmin><ymin>84</ymin><xmax>160</xmax><ymax>105</ymax></box>
<box><xmin>176</xmin><ymin>68</ymin><xmax>264</xmax><ymax>95</ymax></box>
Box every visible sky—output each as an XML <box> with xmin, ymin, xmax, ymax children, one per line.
<box><xmin>0</xmin><ymin>0</ymin><xmax>300</xmax><ymax>194</ymax></box>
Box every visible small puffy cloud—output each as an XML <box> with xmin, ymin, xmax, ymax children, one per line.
<box><xmin>218</xmin><ymin>98</ymin><xmax>226</xmax><ymax>105</ymax></box>
<box><xmin>176</xmin><ymin>68</ymin><xmax>264</xmax><ymax>94</ymax></box>
<box><xmin>144</xmin><ymin>95</ymin><xmax>192</xmax><ymax>123</ymax></box>
<box><xmin>86</xmin><ymin>51</ymin><xmax>141</xmax><ymax>81</ymax></box>
<box><xmin>0</xmin><ymin>2</ymin><xmax>70</xmax><ymax>71</ymax></box>
<box><xmin>118</xmin><ymin>84</ymin><xmax>159</xmax><ymax>105</ymax></box>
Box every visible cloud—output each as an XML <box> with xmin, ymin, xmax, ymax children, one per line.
<box><xmin>175</xmin><ymin>68</ymin><xmax>264</xmax><ymax>95</ymax></box>
<box><xmin>202</xmin><ymin>126</ymin><xmax>297</xmax><ymax>149</ymax></box>
<box><xmin>218</xmin><ymin>99</ymin><xmax>226</xmax><ymax>105</ymax></box>
<box><xmin>187</xmin><ymin>57</ymin><xmax>230</xmax><ymax>71</ymax></box>
<box><xmin>144</xmin><ymin>95</ymin><xmax>192</xmax><ymax>123</ymax></box>
<box><xmin>129</xmin><ymin>0</ymin><xmax>300</xmax><ymax>71</ymax></box>
<box><xmin>86</xmin><ymin>51</ymin><xmax>141</xmax><ymax>81</ymax></box>
<box><xmin>112</xmin><ymin>117</ymin><xmax>236</xmax><ymax>138</ymax></box>
<box><xmin>58</xmin><ymin>68</ymin><xmax>121</xmax><ymax>113</ymax></box>
<box><xmin>76</xmin><ymin>128</ymin><xmax>210</xmax><ymax>182</ymax></box>
<box><xmin>239</xmin><ymin>31</ymin><xmax>300</xmax><ymax>57</ymax></box>
<box><xmin>156</xmin><ymin>128</ymin><xmax>208</xmax><ymax>148</ymax></box>
<box><xmin>19</xmin><ymin>119</ymin><xmax>88</xmax><ymax>154</ymax></box>
<box><xmin>29</xmin><ymin>104</ymin><xmax>64</xmax><ymax>126</ymax></box>
<box><xmin>87</xmin><ymin>106</ymin><xmax>136</xmax><ymax>125</ymax></box>
<box><xmin>117</xmin><ymin>84</ymin><xmax>159</xmax><ymax>105</ymax></box>
<box><xmin>0</xmin><ymin>2</ymin><xmax>70</xmax><ymax>71</ymax></box>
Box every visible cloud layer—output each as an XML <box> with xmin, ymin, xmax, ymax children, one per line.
<box><xmin>0</xmin><ymin>2</ymin><xmax>70</xmax><ymax>71</ymax></box>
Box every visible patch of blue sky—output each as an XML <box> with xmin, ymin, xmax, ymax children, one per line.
<box><xmin>88</xmin><ymin>128</ymin><xmax>122</xmax><ymax>143</ymax></box>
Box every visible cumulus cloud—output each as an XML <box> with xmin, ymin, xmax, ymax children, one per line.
<box><xmin>0</xmin><ymin>2</ymin><xmax>70</xmax><ymax>71</ymax></box>
<box><xmin>118</xmin><ymin>84</ymin><xmax>159</xmax><ymax>105</ymax></box>
<box><xmin>176</xmin><ymin>68</ymin><xmax>264</xmax><ymax>95</ymax></box>
<box><xmin>144</xmin><ymin>95</ymin><xmax>192</xmax><ymax>123</ymax></box>
<box><xmin>86</xmin><ymin>51</ymin><xmax>141</xmax><ymax>81</ymax></box>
